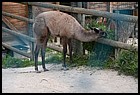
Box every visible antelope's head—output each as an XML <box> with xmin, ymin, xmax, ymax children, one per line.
<box><xmin>89</xmin><ymin>26</ymin><xmax>107</xmax><ymax>38</ymax></box>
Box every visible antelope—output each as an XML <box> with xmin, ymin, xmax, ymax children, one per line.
<box><xmin>33</xmin><ymin>11</ymin><xmax>106</xmax><ymax>73</ymax></box>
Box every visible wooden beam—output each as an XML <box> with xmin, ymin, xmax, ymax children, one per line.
<box><xmin>2</xmin><ymin>42</ymin><xmax>31</xmax><ymax>58</ymax></box>
<box><xmin>2</xmin><ymin>27</ymin><xmax>35</xmax><ymax>42</ymax></box>
<box><xmin>47</xmin><ymin>43</ymin><xmax>69</xmax><ymax>55</ymax></box>
<box><xmin>2</xmin><ymin>16</ymin><xmax>18</xmax><ymax>31</ymax></box>
<box><xmin>96</xmin><ymin>38</ymin><xmax>138</xmax><ymax>52</ymax></box>
<box><xmin>2</xmin><ymin>27</ymin><xmax>69</xmax><ymax>55</ymax></box>
<box><xmin>2</xmin><ymin>15</ymin><xmax>26</xmax><ymax>45</ymax></box>
<box><xmin>2</xmin><ymin>27</ymin><xmax>138</xmax><ymax>52</ymax></box>
<box><xmin>19</xmin><ymin>2</ymin><xmax>138</xmax><ymax>23</ymax></box>
<box><xmin>2</xmin><ymin>11</ymin><xmax>34</xmax><ymax>23</ymax></box>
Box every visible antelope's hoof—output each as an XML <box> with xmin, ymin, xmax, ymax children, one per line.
<box><xmin>44</xmin><ymin>68</ymin><xmax>49</xmax><ymax>72</ymax></box>
<box><xmin>35</xmin><ymin>70</ymin><xmax>41</xmax><ymax>73</ymax></box>
<box><xmin>61</xmin><ymin>67</ymin><xmax>69</xmax><ymax>71</ymax></box>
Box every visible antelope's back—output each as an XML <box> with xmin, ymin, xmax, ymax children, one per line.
<box><xmin>34</xmin><ymin>11</ymin><xmax>83</xmax><ymax>38</ymax></box>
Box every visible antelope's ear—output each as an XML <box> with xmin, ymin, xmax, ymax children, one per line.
<box><xmin>94</xmin><ymin>28</ymin><xmax>100</xmax><ymax>33</ymax></box>
<box><xmin>99</xmin><ymin>32</ymin><xmax>107</xmax><ymax>37</ymax></box>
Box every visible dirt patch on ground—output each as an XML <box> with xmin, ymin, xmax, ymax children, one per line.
<box><xmin>2</xmin><ymin>64</ymin><xmax>138</xmax><ymax>93</ymax></box>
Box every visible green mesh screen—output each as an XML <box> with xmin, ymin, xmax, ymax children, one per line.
<box><xmin>88</xmin><ymin>42</ymin><xmax>114</xmax><ymax>67</ymax></box>
<box><xmin>86</xmin><ymin>19</ymin><xmax>115</xmax><ymax>67</ymax></box>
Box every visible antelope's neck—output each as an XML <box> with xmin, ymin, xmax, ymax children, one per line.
<box><xmin>74</xmin><ymin>29</ymin><xmax>100</xmax><ymax>42</ymax></box>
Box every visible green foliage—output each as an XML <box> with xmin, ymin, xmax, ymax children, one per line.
<box><xmin>46</xmin><ymin>48</ymin><xmax>54</xmax><ymax>52</ymax></box>
<box><xmin>2</xmin><ymin>54</ymin><xmax>34</xmax><ymax>68</ymax></box>
<box><xmin>83</xmin><ymin>18</ymin><xmax>138</xmax><ymax>78</ymax></box>
<box><xmin>104</xmin><ymin>50</ymin><xmax>138</xmax><ymax>78</ymax></box>
<box><xmin>69</xmin><ymin>55</ymin><xmax>89</xmax><ymax>67</ymax></box>
<box><xmin>46</xmin><ymin>48</ymin><xmax>89</xmax><ymax>67</ymax></box>
<box><xmin>83</xmin><ymin>42</ymin><xmax>95</xmax><ymax>53</ymax></box>
<box><xmin>44</xmin><ymin>48</ymin><xmax>63</xmax><ymax>64</ymax></box>
<box><xmin>83</xmin><ymin>19</ymin><xmax>115</xmax><ymax>53</ymax></box>
<box><xmin>85</xmin><ymin>20</ymin><xmax>107</xmax><ymax>31</ymax></box>
<box><xmin>45</xmin><ymin>52</ymin><xmax>63</xmax><ymax>64</ymax></box>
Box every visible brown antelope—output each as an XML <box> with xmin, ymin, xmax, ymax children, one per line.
<box><xmin>33</xmin><ymin>11</ymin><xmax>106</xmax><ymax>72</ymax></box>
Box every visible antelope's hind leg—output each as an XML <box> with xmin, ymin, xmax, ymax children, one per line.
<box><xmin>41</xmin><ymin>37</ymin><xmax>49</xmax><ymax>72</ymax></box>
<box><xmin>34</xmin><ymin>43</ymin><xmax>41</xmax><ymax>73</ymax></box>
<box><xmin>39</xmin><ymin>27</ymin><xmax>50</xmax><ymax>71</ymax></box>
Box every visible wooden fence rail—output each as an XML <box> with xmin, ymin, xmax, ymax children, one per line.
<box><xmin>2</xmin><ymin>42</ymin><xmax>31</xmax><ymax>58</ymax></box>
<box><xmin>2</xmin><ymin>27</ymin><xmax>138</xmax><ymax>52</ymax></box>
<box><xmin>2</xmin><ymin>11</ymin><xmax>34</xmax><ymax>23</ymax></box>
<box><xmin>19</xmin><ymin>2</ymin><xmax>138</xmax><ymax>23</ymax></box>
<box><xmin>2</xmin><ymin>27</ymin><xmax>35</xmax><ymax>42</ymax></box>
<box><xmin>96</xmin><ymin>38</ymin><xmax>138</xmax><ymax>52</ymax></box>
<box><xmin>2</xmin><ymin>27</ymin><xmax>69</xmax><ymax>55</ymax></box>
<box><xmin>2</xmin><ymin>2</ymin><xmax>138</xmax><ymax>59</ymax></box>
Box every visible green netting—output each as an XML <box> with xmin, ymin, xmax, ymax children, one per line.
<box><xmin>86</xmin><ymin>19</ymin><xmax>115</xmax><ymax>67</ymax></box>
<box><xmin>88</xmin><ymin>42</ymin><xmax>114</xmax><ymax>67</ymax></box>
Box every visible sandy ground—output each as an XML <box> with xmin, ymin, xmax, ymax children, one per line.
<box><xmin>2</xmin><ymin>64</ymin><xmax>138</xmax><ymax>93</ymax></box>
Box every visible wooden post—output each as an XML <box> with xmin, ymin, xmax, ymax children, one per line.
<box><xmin>114</xmin><ymin>8</ymin><xmax>119</xmax><ymax>59</ymax></box>
<box><xmin>81</xmin><ymin>2</ymin><xmax>86</xmax><ymax>55</ymax></box>
<box><xmin>77</xmin><ymin>2</ymin><xmax>83</xmax><ymax>55</ymax></box>
<box><xmin>106</xmin><ymin>2</ymin><xmax>110</xmax><ymax>23</ymax></box>
<box><xmin>28</xmin><ymin>4</ymin><xmax>34</xmax><ymax>61</ymax></box>
<box><xmin>71</xmin><ymin>2</ymin><xmax>83</xmax><ymax>55</ymax></box>
<box><xmin>107</xmin><ymin>2</ymin><xmax>110</xmax><ymax>12</ymax></box>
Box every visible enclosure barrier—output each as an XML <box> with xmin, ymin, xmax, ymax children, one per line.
<box><xmin>2</xmin><ymin>11</ymin><xmax>34</xmax><ymax>23</ymax></box>
<box><xmin>2</xmin><ymin>27</ymin><xmax>69</xmax><ymax>55</ymax></box>
<box><xmin>2</xmin><ymin>42</ymin><xmax>31</xmax><ymax>58</ymax></box>
<box><xmin>19</xmin><ymin>2</ymin><xmax>138</xmax><ymax>23</ymax></box>
<box><xmin>2</xmin><ymin>2</ymin><xmax>138</xmax><ymax>59</ymax></box>
<box><xmin>2</xmin><ymin>27</ymin><xmax>35</xmax><ymax>42</ymax></box>
<box><xmin>2</xmin><ymin>27</ymin><xmax>138</xmax><ymax>52</ymax></box>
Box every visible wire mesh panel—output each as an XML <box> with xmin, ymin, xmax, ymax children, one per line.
<box><xmin>86</xmin><ymin>2</ymin><xmax>138</xmax><ymax>67</ymax></box>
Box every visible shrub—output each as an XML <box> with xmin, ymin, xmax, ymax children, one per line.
<box><xmin>104</xmin><ymin>50</ymin><xmax>138</xmax><ymax>78</ymax></box>
<box><xmin>2</xmin><ymin>54</ymin><xmax>34</xmax><ymax>68</ymax></box>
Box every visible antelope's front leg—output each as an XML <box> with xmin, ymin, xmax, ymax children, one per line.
<box><xmin>68</xmin><ymin>39</ymin><xmax>73</xmax><ymax>64</ymax></box>
<box><xmin>41</xmin><ymin>44</ymin><xmax>49</xmax><ymax>71</ymax></box>
<box><xmin>62</xmin><ymin>37</ymin><xmax>69</xmax><ymax>71</ymax></box>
